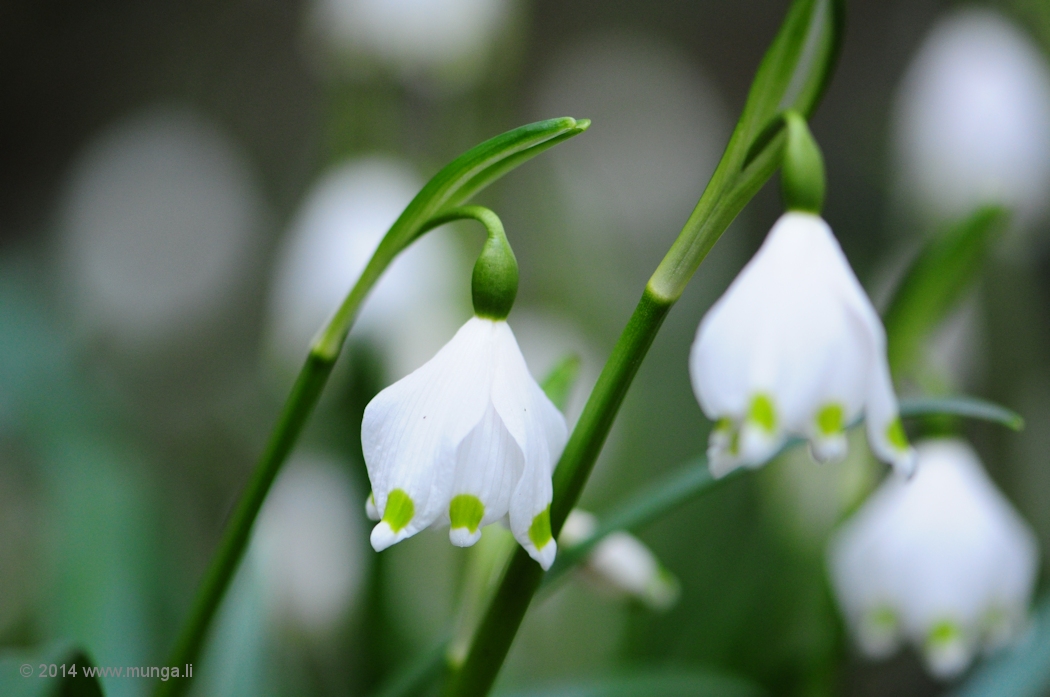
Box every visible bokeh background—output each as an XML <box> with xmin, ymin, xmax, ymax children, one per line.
<box><xmin>4</xmin><ymin>0</ymin><xmax>1050</xmax><ymax>695</ymax></box>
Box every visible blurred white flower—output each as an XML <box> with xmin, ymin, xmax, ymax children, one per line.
<box><xmin>265</xmin><ymin>157</ymin><xmax>465</xmax><ymax>381</ymax></box>
<box><xmin>894</xmin><ymin>8</ymin><xmax>1050</xmax><ymax>225</ymax></box>
<box><xmin>690</xmin><ymin>212</ymin><xmax>915</xmax><ymax>478</ymax></box>
<box><xmin>560</xmin><ymin>510</ymin><xmax>679</xmax><ymax>611</ymax></box>
<box><xmin>531</xmin><ymin>32</ymin><xmax>729</xmax><ymax>306</ymax></box>
<box><xmin>57</xmin><ymin>107</ymin><xmax>262</xmax><ymax>348</ymax></box>
<box><xmin>254</xmin><ymin>454</ymin><xmax>366</xmax><ymax>636</ymax></box>
<box><xmin>828</xmin><ymin>439</ymin><xmax>1039</xmax><ymax>680</ymax></box>
<box><xmin>364</xmin><ymin>317</ymin><xmax>567</xmax><ymax>569</ymax></box>
<box><xmin>306</xmin><ymin>0</ymin><xmax>517</xmax><ymax>87</ymax></box>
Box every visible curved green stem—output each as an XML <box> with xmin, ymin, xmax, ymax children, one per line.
<box><xmin>154</xmin><ymin>118</ymin><xmax>588</xmax><ymax>697</ymax></box>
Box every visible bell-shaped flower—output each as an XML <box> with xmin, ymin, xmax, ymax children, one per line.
<box><xmin>894</xmin><ymin>8</ymin><xmax>1050</xmax><ymax>225</ymax></box>
<box><xmin>362</xmin><ymin>210</ymin><xmax>567</xmax><ymax>569</ymax></box>
<box><xmin>827</xmin><ymin>439</ymin><xmax>1039</xmax><ymax>680</ymax></box>
<box><xmin>560</xmin><ymin>510</ymin><xmax>680</xmax><ymax>610</ymax></box>
<box><xmin>689</xmin><ymin>211</ymin><xmax>916</xmax><ymax>478</ymax></box>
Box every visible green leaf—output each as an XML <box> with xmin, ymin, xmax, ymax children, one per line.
<box><xmin>884</xmin><ymin>206</ymin><xmax>1010</xmax><ymax>375</ymax></box>
<box><xmin>540</xmin><ymin>355</ymin><xmax>583</xmax><ymax>414</ymax></box>
<box><xmin>494</xmin><ymin>669</ymin><xmax>765</xmax><ymax>697</ymax></box>
<box><xmin>898</xmin><ymin>395</ymin><xmax>1024</xmax><ymax>431</ymax></box>
<box><xmin>951</xmin><ymin>595</ymin><xmax>1050</xmax><ymax>697</ymax></box>
<box><xmin>545</xmin><ymin>459</ymin><xmax>726</xmax><ymax>585</ymax></box>
<box><xmin>0</xmin><ymin>644</ymin><xmax>104</xmax><ymax>697</ymax></box>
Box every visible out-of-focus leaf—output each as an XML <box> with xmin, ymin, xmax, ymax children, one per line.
<box><xmin>545</xmin><ymin>459</ymin><xmax>727</xmax><ymax>584</ymax></box>
<box><xmin>884</xmin><ymin>206</ymin><xmax>1009</xmax><ymax>375</ymax></box>
<box><xmin>898</xmin><ymin>395</ymin><xmax>1024</xmax><ymax>430</ymax></box>
<box><xmin>41</xmin><ymin>431</ymin><xmax>156</xmax><ymax>697</ymax></box>
<box><xmin>951</xmin><ymin>595</ymin><xmax>1050</xmax><ymax>697</ymax></box>
<box><xmin>540</xmin><ymin>355</ymin><xmax>582</xmax><ymax>414</ymax></box>
<box><xmin>494</xmin><ymin>668</ymin><xmax>764</xmax><ymax>697</ymax></box>
<box><xmin>368</xmin><ymin>639</ymin><xmax>448</xmax><ymax>697</ymax></box>
<box><xmin>0</xmin><ymin>643</ymin><xmax>104</xmax><ymax>697</ymax></box>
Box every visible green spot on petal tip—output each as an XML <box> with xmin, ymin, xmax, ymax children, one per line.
<box><xmin>382</xmin><ymin>489</ymin><xmax>415</xmax><ymax>532</ymax></box>
<box><xmin>816</xmin><ymin>403</ymin><xmax>844</xmax><ymax>436</ymax></box>
<box><xmin>449</xmin><ymin>494</ymin><xmax>485</xmax><ymax>533</ymax></box>
<box><xmin>748</xmin><ymin>394</ymin><xmax>777</xmax><ymax>432</ymax></box>
<box><xmin>528</xmin><ymin>506</ymin><xmax>553</xmax><ymax>549</ymax></box>
<box><xmin>928</xmin><ymin>620</ymin><xmax>961</xmax><ymax>646</ymax></box>
<box><xmin>886</xmin><ymin>417</ymin><xmax>909</xmax><ymax>451</ymax></box>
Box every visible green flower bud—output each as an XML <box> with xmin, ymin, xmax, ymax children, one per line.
<box><xmin>471</xmin><ymin>214</ymin><xmax>518</xmax><ymax>320</ymax></box>
<box><xmin>780</xmin><ymin>111</ymin><xmax>826</xmax><ymax>214</ymax></box>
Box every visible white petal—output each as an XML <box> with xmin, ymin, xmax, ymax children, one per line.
<box><xmin>446</xmin><ymin>403</ymin><xmax>524</xmax><ymax>546</ymax></box>
<box><xmin>362</xmin><ymin>318</ymin><xmax>498</xmax><ymax>550</ymax></box>
<box><xmin>490</xmin><ymin>322</ymin><xmax>567</xmax><ymax>570</ymax></box>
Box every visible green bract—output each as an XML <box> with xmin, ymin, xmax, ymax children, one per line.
<box><xmin>781</xmin><ymin>111</ymin><xmax>826</xmax><ymax>213</ymax></box>
<box><xmin>470</xmin><ymin>216</ymin><xmax>519</xmax><ymax>320</ymax></box>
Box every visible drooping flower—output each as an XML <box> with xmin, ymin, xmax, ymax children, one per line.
<box><xmin>827</xmin><ymin>439</ymin><xmax>1039</xmax><ymax>679</ymax></box>
<box><xmin>306</xmin><ymin>0</ymin><xmax>517</xmax><ymax>89</ymax></box>
<box><xmin>894</xmin><ymin>8</ymin><xmax>1050</xmax><ymax>226</ymax></box>
<box><xmin>560</xmin><ymin>510</ymin><xmax>680</xmax><ymax>610</ymax></box>
<box><xmin>362</xmin><ymin>211</ymin><xmax>567</xmax><ymax>569</ymax></box>
<box><xmin>689</xmin><ymin>211</ymin><xmax>916</xmax><ymax>477</ymax></box>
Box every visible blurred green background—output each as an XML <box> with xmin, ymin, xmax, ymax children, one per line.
<box><xmin>4</xmin><ymin>1</ymin><xmax>1050</xmax><ymax>696</ymax></box>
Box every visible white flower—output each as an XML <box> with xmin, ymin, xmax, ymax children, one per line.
<box><xmin>363</xmin><ymin>316</ymin><xmax>567</xmax><ymax>569</ymax></box>
<box><xmin>689</xmin><ymin>212</ymin><xmax>916</xmax><ymax>478</ymax></box>
<box><xmin>894</xmin><ymin>8</ymin><xmax>1050</xmax><ymax>225</ymax></box>
<box><xmin>57</xmin><ymin>106</ymin><xmax>262</xmax><ymax>348</ymax></box>
<box><xmin>306</xmin><ymin>0</ymin><xmax>516</xmax><ymax>88</ymax></box>
<box><xmin>254</xmin><ymin>454</ymin><xmax>366</xmax><ymax>636</ymax></box>
<box><xmin>265</xmin><ymin>157</ymin><xmax>464</xmax><ymax>381</ymax></box>
<box><xmin>828</xmin><ymin>439</ymin><xmax>1039</xmax><ymax>680</ymax></box>
<box><xmin>560</xmin><ymin>510</ymin><xmax>679</xmax><ymax>611</ymax></box>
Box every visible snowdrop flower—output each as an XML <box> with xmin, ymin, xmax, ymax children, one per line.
<box><xmin>690</xmin><ymin>113</ymin><xmax>915</xmax><ymax>478</ymax></box>
<box><xmin>254</xmin><ymin>454</ymin><xmax>366</xmax><ymax>636</ymax></box>
<box><xmin>560</xmin><ymin>510</ymin><xmax>679</xmax><ymax>611</ymax></box>
<box><xmin>306</xmin><ymin>0</ymin><xmax>517</xmax><ymax>88</ymax></box>
<box><xmin>363</xmin><ymin>211</ymin><xmax>567</xmax><ymax>569</ymax></box>
<box><xmin>894</xmin><ymin>9</ymin><xmax>1050</xmax><ymax>225</ymax></box>
<box><xmin>57</xmin><ymin>106</ymin><xmax>262</xmax><ymax>348</ymax></box>
<box><xmin>828</xmin><ymin>439</ymin><xmax>1039</xmax><ymax>679</ymax></box>
<box><xmin>266</xmin><ymin>158</ymin><xmax>465</xmax><ymax>381</ymax></box>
